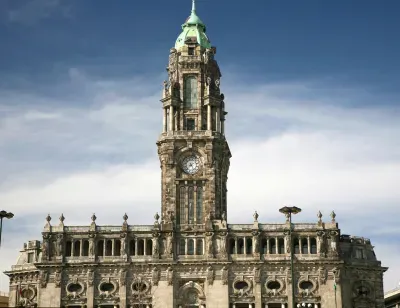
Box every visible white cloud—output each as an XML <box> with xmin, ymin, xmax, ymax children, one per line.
<box><xmin>0</xmin><ymin>69</ymin><xmax>399</xmax><ymax>292</ymax></box>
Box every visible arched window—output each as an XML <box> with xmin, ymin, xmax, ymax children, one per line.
<box><xmin>301</xmin><ymin>238</ymin><xmax>308</xmax><ymax>254</ymax></box>
<box><xmin>129</xmin><ymin>239</ymin><xmax>135</xmax><ymax>256</ymax></box>
<box><xmin>229</xmin><ymin>238</ymin><xmax>236</xmax><ymax>254</ymax></box>
<box><xmin>82</xmin><ymin>240</ymin><xmax>89</xmax><ymax>256</ymax></box>
<box><xmin>114</xmin><ymin>239</ymin><xmax>121</xmax><ymax>256</ymax></box>
<box><xmin>196</xmin><ymin>185</ymin><xmax>203</xmax><ymax>222</ymax></box>
<box><xmin>269</xmin><ymin>238</ymin><xmax>276</xmax><ymax>254</ymax></box>
<box><xmin>294</xmin><ymin>238</ymin><xmax>300</xmax><ymax>254</ymax></box>
<box><xmin>105</xmin><ymin>240</ymin><xmax>113</xmax><ymax>256</ymax></box>
<box><xmin>73</xmin><ymin>241</ymin><xmax>81</xmax><ymax>257</ymax></box>
<box><xmin>65</xmin><ymin>241</ymin><xmax>72</xmax><ymax>256</ymax></box>
<box><xmin>310</xmin><ymin>238</ymin><xmax>317</xmax><ymax>254</ymax></box>
<box><xmin>246</xmin><ymin>238</ymin><xmax>252</xmax><ymax>255</ymax></box>
<box><xmin>238</xmin><ymin>238</ymin><xmax>244</xmax><ymax>254</ymax></box>
<box><xmin>188</xmin><ymin>186</ymin><xmax>194</xmax><ymax>223</ymax></box>
<box><xmin>261</xmin><ymin>238</ymin><xmax>268</xmax><ymax>254</ymax></box>
<box><xmin>138</xmin><ymin>239</ymin><xmax>144</xmax><ymax>255</ymax></box>
<box><xmin>97</xmin><ymin>240</ymin><xmax>104</xmax><ymax>256</ymax></box>
<box><xmin>146</xmin><ymin>239</ymin><xmax>153</xmax><ymax>256</ymax></box>
<box><xmin>187</xmin><ymin>239</ymin><xmax>194</xmax><ymax>255</ymax></box>
<box><xmin>184</xmin><ymin>76</ymin><xmax>197</xmax><ymax>109</ymax></box>
<box><xmin>196</xmin><ymin>239</ymin><xmax>203</xmax><ymax>255</ymax></box>
<box><xmin>278</xmin><ymin>238</ymin><xmax>285</xmax><ymax>254</ymax></box>
<box><xmin>179</xmin><ymin>186</ymin><xmax>186</xmax><ymax>224</ymax></box>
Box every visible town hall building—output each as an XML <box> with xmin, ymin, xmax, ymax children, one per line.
<box><xmin>5</xmin><ymin>1</ymin><xmax>387</xmax><ymax>307</ymax></box>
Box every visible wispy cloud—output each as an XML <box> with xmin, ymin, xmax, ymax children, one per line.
<box><xmin>6</xmin><ymin>0</ymin><xmax>72</xmax><ymax>25</ymax></box>
<box><xmin>0</xmin><ymin>68</ymin><xmax>399</xmax><ymax>292</ymax></box>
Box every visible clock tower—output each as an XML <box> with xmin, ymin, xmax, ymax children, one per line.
<box><xmin>157</xmin><ymin>0</ymin><xmax>231</xmax><ymax>228</ymax></box>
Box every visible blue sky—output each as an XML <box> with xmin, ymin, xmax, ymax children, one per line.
<box><xmin>1</xmin><ymin>0</ymin><xmax>400</xmax><ymax>293</ymax></box>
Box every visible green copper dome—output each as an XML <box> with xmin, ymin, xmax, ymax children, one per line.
<box><xmin>175</xmin><ymin>0</ymin><xmax>211</xmax><ymax>49</ymax></box>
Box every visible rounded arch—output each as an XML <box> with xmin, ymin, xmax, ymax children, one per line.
<box><xmin>177</xmin><ymin>281</ymin><xmax>206</xmax><ymax>305</ymax></box>
<box><xmin>174</xmin><ymin>146</ymin><xmax>208</xmax><ymax>165</ymax></box>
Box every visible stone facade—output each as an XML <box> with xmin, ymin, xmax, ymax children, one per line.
<box><xmin>4</xmin><ymin>2</ymin><xmax>387</xmax><ymax>308</ymax></box>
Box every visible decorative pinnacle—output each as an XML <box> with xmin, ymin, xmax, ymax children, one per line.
<box><xmin>123</xmin><ymin>213</ymin><xmax>128</xmax><ymax>222</ymax></box>
<box><xmin>154</xmin><ymin>212</ymin><xmax>160</xmax><ymax>222</ymax></box>
<box><xmin>317</xmin><ymin>210</ymin><xmax>322</xmax><ymax>221</ymax></box>
<box><xmin>46</xmin><ymin>214</ymin><xmax>51</xmax><ymax>223</ymax></box>
<box><xmin>192</xmin><ymin>0</ymin><xmax>196</xmax><ymax>12</ymax></box>
<box><xmin>59</xmin><ymin>213</ymin><xmax>65</xmax><ymax>223</ymax></box>
<box><xmin>330</xmin><ymin>210</ymin><xmax>336</xmax><ymax>222</ymax></box>
<box><xmin>91</xmin><ymin>213</ymin><xmax>97</xmax><ymax>222</ymax></box>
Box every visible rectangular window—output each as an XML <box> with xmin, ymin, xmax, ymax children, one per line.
<box><xmin>179</xmin><ymin>239</ymin><xmax>185</xmax><ymax>255</ymax></box>
<box><xmin>188</xmin><ymin>186</ymin><xmax>194</xmax><ymax>223</ymax></box>
<box><xmin>186</xmin><ymin>119</ymin><xmax>195</xmax><ymax>131</ymax></box>
<box><xmin>188</xmin><ymin>47</ymin><xmax>195</xmax><ymax>55</ymax></box>
<box><xmin>356</xmin><ymin>248</ymin><xmax>364</xmax><ymax>259</ymax></box>
<box><xmin>184</xmin><ymin>76</ymin><xmax>197</xmax><ymax>108</ymax></box>
<box><xmin>196</xmin><ymin>186</ymin><xmax>203</xmax><ymax>222</ymax></box>
<box><xmin>180</xmin><ymin>186</ymin><xmax>186</xmax><ymax>224</ymax></box>
<box><xmin>27</xmin><ymin>252</ymin><xmax>34</xmax><ymax>263</ymax></box>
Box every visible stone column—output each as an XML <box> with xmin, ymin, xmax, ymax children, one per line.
<box><xmin>235</xmin><ymin>238</ymin><xmax>238</xmax><ymax>254</ymax></box>
<box><xmin>275</xmin><ymin>237</ymin><xmax>279</xmax><ymax>254</ymax></box>
<box><xmin>135</xmin><ymin>239</ymin><xmax>138</xmax><ymax>256</ymax></box>
<box><xmin>243</xmin><ymin>237</ymin><xmax>247</xmax><ymax>254</ymax></box>
<box><xmin>282</xmin><ymin>304</ymin><xmax>286</xmax><ymax>308</ymax></box>
<box><xmin>71</xmin><ymin>240</ymin><xmax>74</xmax><ymax>257</ymax></box>
<box><xmin>307</xmin><ymin>236</ymin><xmax>311</xmax><ymax>254</ymax></box>
<box><xmin>267</xmin><ymin>238</ymin><xmax>270</xmax><ymax>254</ymax></box>
<box><xmin>163</xmin><ymin>108</ymin><xmax>167</xmax><ymax>132</ymax></box>
<box><xmin>185</xmin><ymin>239</ymin><xmax>188</xmax><ymax>255</ymax></box>
<box><xmin>207</xmin><ymin>105</ymin><xmax>211</xmax><ymax>130</ymax></box>
<box><xmin>169</xmin><ymin>105</ymin><xmax>174</xmax><ymax>131</ymax></box>
<box><xmin>216</xmin><ymin>107</ymin><xmax>221</xmax><ymax>132</ymax></box>
<box><xmin>79</xmin><ymin>239</ymin><xmax>83</xmax><ymax>256</ymax></box>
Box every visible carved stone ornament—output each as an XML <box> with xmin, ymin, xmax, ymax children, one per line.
<box><xmin>232</xmin><ymin>277</ymin><xmax>253</xmax><ymax>297</ymax></box>
<box><xmin>318</xmin><ymin>267</ymin><xmax>327</xmax><ymax>285</ymax></box>
<box><xmin>119</xmin><ymin>269</ymin><xmax>127</xmax><ymax>286</ymax></box>
<box><xmin>66</xmin><ymin>279</ymin><xmax>85</xmax><ymax>299</ymax></box>
<box><xmin>41</xmin><ymin>239</ymin><xmax>49</xmax><ymax>261</ymax></box>
<box><xmin>87</xmin><ymin>269</ymin><xmax>94</xmax><ymax>286</ymax></box>
<box><xmin>98</xmin><ymin>278</ymin><xmax>118</xmax><ymax>298</ymax></box>
<box><xmin>152</xmin><ymin>267</ymin><xmax>160</xmax><ymax>286</ymax></box>
<box><xmin>253</xmin><ymin>267</ymin><xmax>261</xmax><ymax>284</ymax></box>
<box><xmin>39</xmin><ymin>270</ymin><xmax>48</xmax><ymax>288</ymax></box>
<box><xmin>265</xmin><ymin>277</ymin><xmax>285</xmax><ymax>296</ymax></box>
<box><xmin>152</xmin><ymin>235</ymin><xmax>160</xmax><ymax>258</ymax></box>
<box><xmin>54</xmin><ymin>269</ymin><xmax>62</xmax><ymax>288</ymax></box>
<box><xmin>18</xmin><ymin>285</ymin><xmax>37</xmax><ymax>307</ymax></box>
<box><xmin>221</xmin><ymin>266</ymin><xmax>228</xmax><ymax>285</ymax></box>
<box><xmin>217</xmin><ymin>234</ymin><xmax>227</xmax><ymax>257</ymax></box>
<box><xmin>165</xmin><ymin>233</ymin><xmax>174</xmax><ymax>257</ymax></box>
<box><xmin>207</xmin><ymin>266</ymin><xmax>214</xmax><ymax>285</ymax></box>
<box><xmin>166</xmin><ymin>266</ymin><xmax>173</xmax><ymax>286</ymax></box>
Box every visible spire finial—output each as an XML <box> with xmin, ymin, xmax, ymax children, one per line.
<box><xmin>192</xmin><ymin>0</ymin><xmax>196</xmax><ymax>12</ymax></box>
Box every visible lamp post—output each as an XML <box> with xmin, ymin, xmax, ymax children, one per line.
<box><xmin>0</xmin><ymin>210</ymin><xmax>14</xmax><ymax>248</ymax></box>
<box><xmin>279</xmin><ymin>206</ymin><xmax>302</xmax><ymax>308</ymax></box>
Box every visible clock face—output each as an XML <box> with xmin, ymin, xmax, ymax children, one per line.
<box><xmin>181</xmin><ymin>155</ymin><xmax>201</xmax><ymax>175</ymax></box>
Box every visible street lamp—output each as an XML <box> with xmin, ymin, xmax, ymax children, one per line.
<box><xmin>0</xmin><ymin>210</ymin><xmax>14</xmax><ymax>248</ymax></box>
<box><xmin>279</xmin><ymin>206</ymin><xmax>302</xmax><ymax>308</ymax></box>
